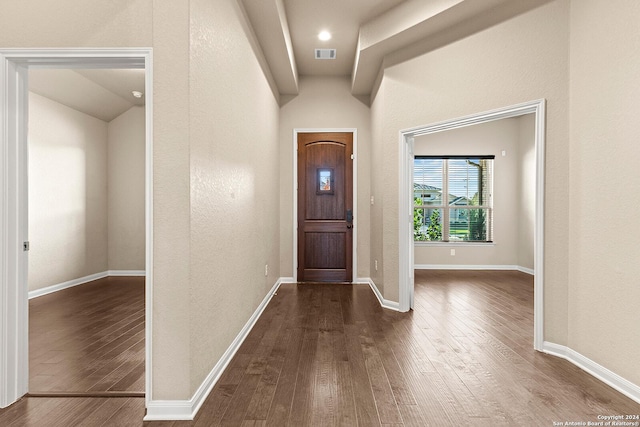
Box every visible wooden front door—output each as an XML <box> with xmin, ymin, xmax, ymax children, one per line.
<box><xmin>297</xmin><ymin>132</ymin><xmax>353</xmax><ymax>282</ymax></box>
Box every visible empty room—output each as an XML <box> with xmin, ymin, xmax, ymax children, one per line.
<box><xmin>27</xmin><ymin>68</ymin><xmax>146</xmax><ymax>396</ymax></box>
<box><xmin>1</xmin><ymin>0</ymin><xmax>639</xmax><ymax>425</ymax></box>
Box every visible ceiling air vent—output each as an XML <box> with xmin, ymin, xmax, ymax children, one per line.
<box><xmin>315</xmin><ymin>48</ymin><xmax>337</xmax><ymax>60</ymax></box>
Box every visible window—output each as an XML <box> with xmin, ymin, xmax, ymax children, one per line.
<box><xmin>414</xmin><ymin>156</ymin><xmax>494</xmax><ymax>242</ymax></box>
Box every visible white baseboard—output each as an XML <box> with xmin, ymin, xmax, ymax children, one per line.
<box><xmin>28</xmin><ymin>271</ymin><xmax>108</xmax><ymax>299</ymax></box>
<box><xmin>542</xmin><ymin>342</ymin><xmax>640</xmax><ymax>405</ymax></box>
<box><xmin>28</xmin><ymin>270</ymin><xmax>146</xmax><ymax>299</ymax></box>
<box><xmin>108</xmin><ymin>270</ymin><xmax>146</xmax><ymax>277</ymax></box>
<box><xmin>415</xmin><ymin>264</ymin><xmax>534</xmax><ymax>275</ymax></box>
<box><xmin>357</xmin><ymin>277</ymin><xmax>400</xmax><ymax>311</ymax></box>
<box><xmin>143</xmin><ymin>277</ymin><xmax>284</xmax><ymax>421</ymax></box>
<box><xmin>516</xmin><ymin>266</ymin><xmax>534</xmax><ymax>275</ymax></box>
<box><xmin>278</xmin><ymin>276</ymin><xmax>296</xmax><ymax>284</ymax></box>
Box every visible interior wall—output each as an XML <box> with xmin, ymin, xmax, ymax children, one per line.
<box><xmin>568</xmin><ymin>0</ymin><xmax>640</xmax><ymax>387</ymax></box>
<box><xmin>27</xmin><ymin>91</ymin><xmax>109</xmax><ymax>292</ymax></box>
<box><xmin>370</xmin><ymin>0</ymin><xmax>570</xmax><ymax>344</ymax></box>
<box><xmin>107</xmin><ymin>105</ymin><xmax>146</xmax><ymax>271</ymax></box>
<box><xmin>279</xmin><ymin>76</ymin><xmax>372</xmax><ymax>280</ymax></box>
<box><xmin>187</xmin><ymin>0</ymin><xmax>281</xmax><ymax>393</ymax></box>
<box><xmin>1</xmin><ymin>0</ymin><xmax>192</xmax><ymax>400</ymax></box>
<box><xmin>413</xmin><ymin>117</ymin><xmax>534</xmax><ymax>269</ymax></box>
<box><xmin>370</xmin><ymin>80</ymin><xmax>386</xmax><ymax>294</ymax></box>
<box><xmin>517</xmin><ymin>114</ymin><xmax>535</xmax><ymax>271</ymax></box>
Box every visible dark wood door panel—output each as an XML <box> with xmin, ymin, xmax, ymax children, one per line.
<box><xmin>304</xmin><ymin>232</ymin><xmax>346</xmax><ymax>269</ymax></box>
<box><xmin>304</xmin><ymin>142</ymin><xmax>345</xmax><ymax>220</ymax></box>
<box><xmin>298</xmin><ymin>132</ymin><xmax>353</xmax><ymax>282</ymax></box>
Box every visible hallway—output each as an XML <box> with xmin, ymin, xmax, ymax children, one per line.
<box><xmin>168</xmin><ymin>271</ymin><xmax>640</xmax><ymax>425</ymax></box>
<box><xmin>2</xmin><ymin>271</ymin><xmax>639</xmax><ymax>425</ymax></box>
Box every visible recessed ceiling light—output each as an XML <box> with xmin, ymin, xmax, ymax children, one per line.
<box><xmin>318</xmin><ymin>30</ymin><xmax>331</xmax><ymax>41</ymax></box>
<box><xmin>132</xmin><ymin>91</ymin><xmax>143</xmax><ymax>98</ymax></box>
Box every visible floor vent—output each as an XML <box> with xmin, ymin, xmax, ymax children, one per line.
<box><xmin>315</xmin><ymin>49</ymin><xmax>337</xmax><ymax>60</ymax></box>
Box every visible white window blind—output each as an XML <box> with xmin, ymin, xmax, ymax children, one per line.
<box><xmin>414</xmin><ymin>156</ymin><xmax>493</xmax><ymax>242</ymax></box>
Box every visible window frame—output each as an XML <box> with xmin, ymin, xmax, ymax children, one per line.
<box><xmin>414</xmin><ymin>155</ymin><xmax>494</xmax><ymax>244</ymax></box>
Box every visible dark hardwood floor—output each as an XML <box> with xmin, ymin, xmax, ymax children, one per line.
<box><xmin>3</xmin><ymin>270</ymin><xmax>639</xmax><ymax>426</ymax></box>
<box><xmin>29</xmin><ymin>276</ymin><xmax>145</xmax><ymax>394</ymax></box>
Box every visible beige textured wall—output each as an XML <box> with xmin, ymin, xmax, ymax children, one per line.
<box><xmin>27</xmin><ymin>92</ymin><xmax>109</xmax><ymax>291</ymax></box>
<box><xmin>568</xmin><ymin>0</ymin><xmax>640</xmax><ymax>387</ymax></box>
<box><xmin>413</xmin><ymin>117</ymin><xmax>533</xmax><ymax>268</ymax></box>
<box><xmin>279</xmin><ymin>76</ymin><xmax>372</xmax><ymax>279</ymax></box>
<box><xmin>517</xmin><ymin>114</ymin><xmax>535</xmax><ymax>271</ymax></box>
<box><xmin>1</xmin><ymin>0</ymin><xmax>192</xmax><ymax>400</ymax></box>
<box><xmin>107</xmin><ymin>106</ymin><xmax>145</xmax><ymax>271</ymax></box>
<box><xmin>370</xmin><ymin>81</ymin><xmax>386</xmax><ymax>293</ymax></box>
<box><xmin>4</xmin><ymin>0</ymin><xmax>280</xmax><ymax>402</ymax></box>
<box><xmin>188</xmin><ymin>0</ymin><xmax>280</xmax><ymax>393</ymax></box>
<box><xmin>370</xmin><ymin>0</ymin><xmax>570</xmax><ymax>344</ymax></box>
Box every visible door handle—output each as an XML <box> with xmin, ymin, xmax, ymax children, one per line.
<box><xmin>346</xmin><ymin>209</ymin><xmax>353</xmax><ymax>229</ymax></box>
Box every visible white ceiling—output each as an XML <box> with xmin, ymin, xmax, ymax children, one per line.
<box><xmin>242</xmin><ymin>0</ymin><xmax>553</xmax><ymax>99</ymax></box>
<box><xmin>282</xmin><ymin>0</ymin><xmax>406</xmax><ymax>76</ymax></box>
<box><xmin>28</xmin><ymin>0</ymin><xmax>552</xmax><ymax>114</ymax></box>
<box><xmin>29</xmin><ymin>68</ymin><xmax>145</xmax><ymax>122</ymax></box>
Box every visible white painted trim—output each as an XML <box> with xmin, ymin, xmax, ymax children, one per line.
<box><xmin>27</xmin><ymin>270</ymin><xmax>147</xmax><ymax>300</ymax></box>
<box><xmin>357</xmin><ymin>277</ymin><xmax>401</xmax><ymax>312</ymax></box>
<box><xmin>542</xmin><ymin>342</ymin><xmax>640</xmax><ymax>405</ymax></box>
<box><xmin>292</xmin><ymin>128</ymin><xmax>358</xmax><ymax>283</ymax></box>
<box><xmin>108</xmin><ymin>270</ymin><xmax>146</xmax><ymax>277</ymax></box>
<box><xmin>0</xmin><ymin>48</ymin><xmax>153</xmax><ymax>410</ymax></box>
<box><xmin>0</xmin><ymin>52</ymin><xmax>29</xmax><ymax>408</ymax></box>
<box><xmin>415</xmin><ymin>264</ymin><xmax>534</xmax><ymax>275</ymax></box>
<box><xmin>278</xmin><ymin>276</ymin><xmax>297</xmax><ymax>284</ymax></box>
<box><xmin>28</xmin><ymin>272</ymin><xmax>108</xmax><ymax>299</ymax></box>
<box><xmin>144</xmin><ymin>277</ymin><xmax>284</xmax><ymax>421</ymax></box>
<box><xmin>517</xmin><ymin>266</ymin><xmax>534</xmax><ymax>275</ymax></box>
<box><xmin>143</xmin><ymin>50</ymin><xmax>154</xmax><ymax>409</ymax></box>
<box><xmin>399</xmin><ymin>99</ymin><xmax>546</xmax><ymax>350</ymax></box>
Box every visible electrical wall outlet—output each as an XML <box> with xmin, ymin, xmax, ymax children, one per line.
<box><xmin>265</xmin><ymin>264</ymin><xmax>268</xmax><ymax>276</ymax></box>
<box><xmin>375</xmin><ymin>259</ymin><xmax>378</xmax><ymax>271</ymax></box>
<box><xmin>450</xmin><ymin>249</ymin><xmax>456</xmax><ymax>256</ymax></box>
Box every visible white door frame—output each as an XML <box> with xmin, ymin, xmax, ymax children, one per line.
<box><xmin>0</xmin><ymin>48</ymin><xmax>154</xmax><ymax>408</ymax></box>
<box><xmin>398</xmin><ymin>99</ymin><xmax>546</xmax><ymax>351</ymax></box>
<box><xmin>292</xmin><ymin>128</ymin><xmax>358</xmax><ymax>282</ymax></box>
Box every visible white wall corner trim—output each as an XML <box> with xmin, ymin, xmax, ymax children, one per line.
<box><xmin>358</xmin><ymin>277</ymin><xmax>400</xmax><ymax>312</ymax></box>
<box><xmin>143</xmin><ymin>277</ymin><xmax>285</xmax><ymax>421</ymax></box>
<box><xmin>542</xmin><ymin>342</ymin><xmax>640</xmax><ymax>405</ymax></box>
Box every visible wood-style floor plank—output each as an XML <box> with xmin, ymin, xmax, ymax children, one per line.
<box><xmin>29</xmin><ymin>276</ymin><xmax>145</xmax><ymax>393</ymax></box>
<box><xmin>4</xmin><ymin>270</ymin><xmax>640</xmax><ymax>426</ymax></box>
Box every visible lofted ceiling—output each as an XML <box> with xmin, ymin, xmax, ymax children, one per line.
<box><xmin>29</xmin><ymin>68</ymin><xmax>145</xmax><ymax>122</ymax></box>
<box><xmin>241</xmin><ymin>0</ymin><xmax>553</xmax><ymax>101</ymax></box>
<box><xmin>27</xmin><ymin>0</ymin><xmax>553</xmax><ymax>114</ymax></box>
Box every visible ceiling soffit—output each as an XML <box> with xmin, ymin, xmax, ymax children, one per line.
<box><xmin>241</xmin><ymin>0</ymin><xmax>298</xmax><ymax>95</ymax></box>
<box><xmin>240</xmin><ymin>0</ymin><xmax>555</xmax><ymax>101</ymax></box>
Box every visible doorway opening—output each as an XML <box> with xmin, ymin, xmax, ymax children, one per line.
<box><xmin>0</xmin><ymin>48</ymin><xmax>153</xmax><ymax>408</ymax></box>
<box><xmin>398</xmin><ymin>100</ymin><xmax>546</xmax><ymax>350</ymax></box>
<box><xmin>27</xmin><ymin>67</ymin><xmax>146</xmax><ymax>395</ymax></box>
